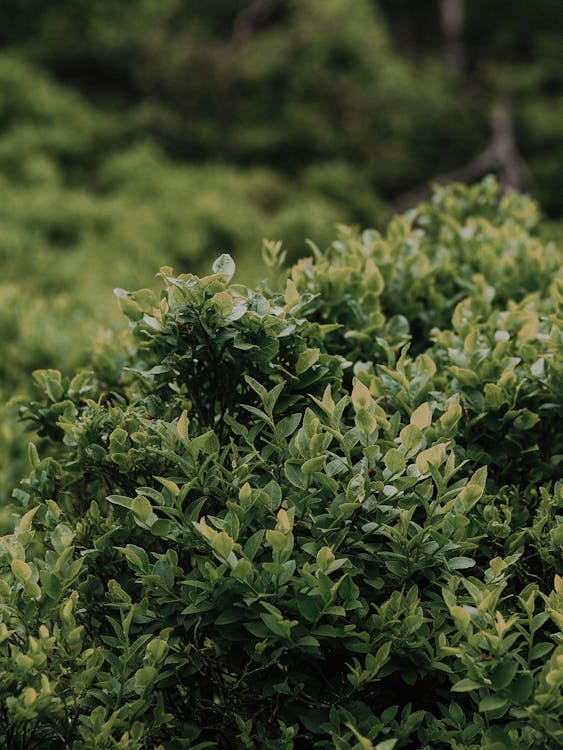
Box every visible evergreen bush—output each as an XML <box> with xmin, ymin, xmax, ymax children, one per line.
<box><xmin>1</xmin><ymin>180</ymin><xmax>561</xmax><ymax>748</ymax></box>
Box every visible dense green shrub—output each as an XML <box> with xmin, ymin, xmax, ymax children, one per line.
<box><xmin>1</xmin><ymin>181</ymin><xmax>562</xmax><ymax>748</ymax></box>
<box><xmin>0</xmin><ymin>52</ymin><xmax>382</xmax><ymax>497</ymax></box>
<box><xmin>289</xmin><ymin>178</ymin><xmax>559</xmax><ymax>352</ymax></box>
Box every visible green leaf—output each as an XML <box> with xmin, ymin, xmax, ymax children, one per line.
<box><xmin>115</xmin><ymin>288</ymin><xmax>144</xmax><ymax>320</ymax></box>
<box><xmin>479</xmin><ymin>695</ymin><xmax>509</xmax><ymax>713</ymax></box>
<box><xmin>489</xmin><ymin>659</ymin><xmax>518</xmax><ymax>690</ymax></box>
<box><xmin>132</xmin><ymin>495</ymin><xmax>153</xmax><ymax>523</ymax></box>
<box><xmin>410</xmin><ymin>402</ymin><xmax>431</xmax><ymax>429</ymax></box>
<box><xmin>384</xmin><ymin>448</ymin><xmax>406</xmax><ymax>475</ymax></box>
<box><xmin>107</xmin><ymin>494</ymin><xmax>133</xmax><ymax>510</ymax></box>
<box><xmin>32</xmin><ymin>369</ymin><xmax>64</xmax><ymax>402</ymax></box>
<box><xmin>150</xmin><ymin>519</ymin><xmax>174</xmax><ymax>537</ymax></box>
<box><xmin>134</xmin><ymin>666</ymin><xmax>158</xmax><ymax>694</ymax></box>
<box><xmin>266</xmin><ymin>529</ymin><xmax>288</xmax><ymax>553</ymax></box>
<box><xmin>530</xmin><ymin>642</ymin><xmax>553</xmax><ymax>660</ymax></box>
<box><xmin>296</xmin><ymin>594</ymin><xmax>322</xmax><ymax>623</ymax></box>
<box><xmin>264</xmin><ymin>382</ymin><xmax>285</xmax><ymax>415</ymax></box>
<box><xmin>244</xmin><ymin>530</ymin><xmax>265</xmax><ymax>561</ymax></box>
<box><xmin>244</xmin><ymin>375</ymin><xmax>268</xmax><ymax>402</ymax></box>
<box><xmin>212</xmin><ymin>531</ymin><xmax>235</xmax><ymax>560</ymax></box>
<box><xmin>448</xmin><ymin>556</ymin><xmax>476</xmax><ymax>570</ymax></box>
<box><xmin>212</xmin><ymin>253</ymin><xmax>236</xmax><ymax>281</ymax></box>
<box><xmin>451</xmin><ymin>678</ymin><xmax>482</xmax><ymax>692</ymax></box>
<box><xmin>116</xmin><ymin>545</ymin><xmax>149</xmax><ymax>572</ymax></box>
<box><xmin>296</xmin><ymin>348</ymin><xmax>320</xmax><ymax>374</ymax></box>
<box><xmin>190</xmin><ymin>430</ymin><xmax>220</xmax><ymax>456</ymax></box>
<box><xmin>301</xmin><ymin>455</ymin><xmax>326</xmax><ymax>475</ymax></box>
<box><xmin>285</xmin><ymin>459</ymin><xmax>307</xmax><ymax>489</ymax></box>
<box><xmin>260</xmin><ymin>613</ymin><xmax>296</xmax><ymax>639</ymax></box>
<box><xmin>513</xmin><ymin>409</ymin><xmax>540</xmax><ymax>430</ymax></box>
<box><xmin>40</xmin><ymin>571</ymin><xmax>62</xmax><ymax>599</ymax></box>
<box><xmin>215</xmin><ymin>608</ymin><xmax>244</xmax><ymax>625</ymax></box>
<box><xmin>510</xmin><ymin>673</ymin><xmax>534</xmax><ymax>702</ymax></box>
<box><xmin>400</xmin><ymin>424</ymin><xmax>422</xmax><ymax>452</ymax></box>
<box><xmin>11</xmin><ymin>559</ymin><xmax>32</xmax><ymax>581</ymax></box>
<box><xmin>416</xmin><ymin>443</ymin><xmax>446</xmax><ymax>473</ymax></box>
<box><xmin>355</xmin><ymin>408</ymin><xmax>377</xmax><ymax>435</ymax></box>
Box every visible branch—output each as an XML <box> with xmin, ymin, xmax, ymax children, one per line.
<box><xmin>231</xmin><ymin>0</ymin><xmax>280</xmax><ymax>45</ymax></box>
<box><xmin>440</xmin><ymin>0</ymin><xmax>465</xmax><ymax>71</ymax></box>
<box><xmin>392</xmin><ymin>99</ymin><xmax>525</xmax><ymax>212</ymax></box>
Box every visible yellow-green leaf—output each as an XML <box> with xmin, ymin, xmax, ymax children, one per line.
<box><xmin>351</xmin><ymin>378</ymin><xmax>372</xmax><ymax>410</ymax></box>
<box><xmin>440</xmin><ymin>397</ymin><xmax>462</xmax><ymax>431</ymax></box>
<box><xmin>177</xmin><ymin>410</ymin><xmax>189</xmax><ymax>439</ymax></box>
<box><xmin>266</xmin><ymin>529</ymin><xmax>288</xmax><ymax>553</ymax></box>
<box><xmin>416</xmin><ymin>443</ymin><xmax>447</xmax><ymax>473</ymax></box>
<box><xmin>355</xmin><ymin>409</ymin><xmax>377</xmax><ymax>435</ymax></box>
<box><xmin>384</xmin><ymin>448</ymin><xmax>406</xmax><ymax>475</ymax></box>
<box><xmin>276</xmin><ymin>509</ymin><xmax>292</xmax><ymax>533</ymax></box>
<box><xmin>450</xmin><ymin>605</ymin><xmax>471</xmax><ymax>631</ymax></box>
<box><xmin>212</xmin><ymin>531</ymin><xmax>235</xmax><ymax>560</ymax></box>
<box><xmin>17</xmin><ymin>506</ymin><xmax>40</xmax><ymax>534</ymax></box>
<box><xmin>364</xmin><ymin>258</ymin><xmax>384</xmax><ymax>295</ymax></box>
<box><xmin>11</xmin><ymin>559</ymin><xmax>32</xmax><ymax>582</ymax></box>
<box><xmin>132</xmin><ymin>495</ymin><xmax>153</xmax><ymax>522</ymax></box>
<box><xmin>410</xmin><ymin>402</ymin><xmax>431</xmax><ymax>430</ymax></box>
<box><xmin>211</xmin><ymin>290</ymin><xmax>234</xmax><ymax>316</ymax></box>
<box><xmin>400</xmin><ymin>424</ymin><xmax>423</xmax><ymax>452</ymax></box>
<box><xmin>155</xmin><ymin>476</ymin><xmax>180</xmax><ymax>498</ymax></box>
<box><xmin>301</xmin><ymin>455</ymin><xmax>326</xmax><ymax>474</ymax></box>
<box><xmin>317</xmin><ymin>546</ymin><xmax>335</xmax><ymax>571</ymax></box>
<box><xmin>458</xmin><ymin>483</ymin><xmax>483</xmax><ymax>509</ymax></box>
<box><xmin>449</xmin><ymin>366</ymin><xmax>479</xmax><ymax>388</ymax></box>
<box><xmin>284</xmin><ymin>278</ymin><xmax>300</xmax><ymax>309</ymax></box>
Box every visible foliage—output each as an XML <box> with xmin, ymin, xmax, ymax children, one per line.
<box><xmin>1</xmin><ymin>0</ymin><xmax>561</xmax><ymax>217</ymax></box>
<box><xmin>0</xmin><ymin>53</ymin><xmax>380</xmax><ymax>497</ymax></box>
<box><xmin>1</xmin><ymin>0</ymin><xmax>562</xmax><ymax>493</ymax></box>
<box><xmin>0</xmin><ymin>52</ymin><xmax>371</xmax><ymax>304</ymax></box>
<box><xmin>0</xmin><ymin>0</ymin><xmax>480</xmax><ymax>194</ymax></box>
<box><xmin>1</xmin><ymin>180</ymin><xmax>561</xmax><ymax>748</ymax></box>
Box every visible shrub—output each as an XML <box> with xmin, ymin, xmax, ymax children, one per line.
<box><xmin>0</xmin><ymin>52</ymin><xmax>383</xmax><ymax>499</ymax></box>
<box><xmin>1</xmin><ymin>180</ymin><xmax>562</xmax><ymax>749</ymax></box>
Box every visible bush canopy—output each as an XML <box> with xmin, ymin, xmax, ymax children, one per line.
<box><xmin>0</xmin><ymin>179</ymin><xmax>562</xmax><ymax>749</ymax></box>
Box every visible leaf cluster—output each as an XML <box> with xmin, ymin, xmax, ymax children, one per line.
<box><xmin>1</xmin><ymin>179</ymin><xmax>562</xmax><ymax>749</ymax></box>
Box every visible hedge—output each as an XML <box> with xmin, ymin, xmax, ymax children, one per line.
<box><xmin>0</xmin><ymin>179</ymin><xmax>561</xmax><ymax>749</ymax></box>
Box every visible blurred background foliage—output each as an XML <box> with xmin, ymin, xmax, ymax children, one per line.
<box><xmin>0</xmin><ymin>0</ymin><xmax>561</xmax><ymax>497</ymax></box>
